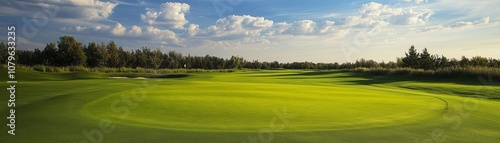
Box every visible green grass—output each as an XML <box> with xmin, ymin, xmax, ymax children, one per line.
<box><xmin>0</xmin><ymin>69</ymin><xmax>499</xmax><ymax>142</ymax></box>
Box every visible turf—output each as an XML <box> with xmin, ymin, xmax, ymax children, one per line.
<box><xmin>0</xmin><ymin>69</ymin><xmax>499</xmax><ymax>142</ymax></box>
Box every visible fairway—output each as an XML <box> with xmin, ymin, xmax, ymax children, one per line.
<box><xmin>1</xmin><ymin>70</ymin><xmax>499</xmax><ymax>142</ymax></box>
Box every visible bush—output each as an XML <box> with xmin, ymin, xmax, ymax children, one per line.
<box><xmin>69</xmin><ymin>66</ymin><xmax>89</xmax><ymax>72</ymax></box>
<box><xmin>350</xmin><ymin>67</ymin><xmax>500</xmax><ymax>79</ymax></box>
<box><xmin>18</xmin><ymin>64</ymin><xmax>237</xmax><ymax>74</ymax></box>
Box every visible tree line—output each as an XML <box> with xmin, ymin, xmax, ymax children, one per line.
<box><xmin>1</xmin><ymin>36</ymin><xmax>499</xmax><ymax>70</ymax></box>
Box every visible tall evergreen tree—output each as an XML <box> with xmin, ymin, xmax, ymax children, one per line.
<box><xmin>118</xmin><ymin>47</ymin><xmax>133</xmax><ymax>67</ymax></box>
<box><xmin>107</xmin><ymin>41</ymin><xmax>119</xmax><ymax>67</ymax></box>
<box><xmin>402</xmin><ymin>45</ymin><xmax>420</xmax><ymax>69</ymax></box>
<box><xmin>419</xmin><ymin>48</ymin><xmax>434</xmax><ymax>70</ymax></box>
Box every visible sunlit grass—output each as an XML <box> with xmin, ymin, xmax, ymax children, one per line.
<box><xmin>0</xmin><ymin>69</ymin><xmax>499</xmax><ymax>142</ymax></box>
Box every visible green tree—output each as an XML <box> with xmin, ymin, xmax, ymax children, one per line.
<box><xmin>85</xmin><ymin>42</ymin><xmax>99</xmax><ymax>67</ymax></box>
<box><xmin>42</xmin><ymin>43</ymin><xmax>58</xmax><ymax>66</ymax></box>
<box><xmin>57</xmin><ymin>36</ymin><xmax>86</xmax><ymax>66</ymax></box>
<box><xmin>270</xmin><ymin>61</ymin><xmax>280</xmax><ymax>69</ymax></box>
<box><xmin>436</xmin><ymin>55</ymin><xmax>449</xmax><ymax>68</ymax></box>
<box><xmin>402</xmin><ymin>45</ymin><xmax>420</xmax><ymax>69</ymax></box>
<box><xmin>449</xmin><ymin>58</ymin><xmax>460</xmax><ymax>67</ymax></box>
<box><xmin>107</xmin><ymin>41</ymin><xmax>119</xmax><ymax>67</ymax></box>
<box><xmin>150</xmin><ymin>49</ymin><xmax>163</xmax><ymax>69</ymax></box>
<box><xmin>228</xmin><ymin>56</ymin><xmax>243</xmax><ymax>69</ymax></box>
<box><xmin>252</xmin><ymin>60</ymin><xmax>262</xmax><ymax>69</ymax></box>
<box><xmin>118</xmin><ymin>47</ymin><xmax>133</xmax><ymax>67</ymax></box>
<box><xmin>133</xmin><ymin>48</ymin><xmax>147</xmax><ymax>68</ymax></box>
<box><xmin>0</xmin><ymin>42</ymin><xmax>8</xmax><ymax>64</ymax></box>
<box><xmin>470</xmin><ymin>56</ymin><xmax>488</xmax><ymax>67</ymax></box>
<box><xmin>419</xmin><ymin>48</ymin><xmax>434</xmax><ymax>70</ymax></box>
<box><xmin>460</xmin><ymin>56</ymin><xmax>470</xmax><ymax>67</ymax></box>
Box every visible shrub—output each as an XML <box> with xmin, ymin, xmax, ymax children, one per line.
<box><xmin>350</xmin><ymin>67</ymin><xmax>500</xmax><ymax>79</ymax></box>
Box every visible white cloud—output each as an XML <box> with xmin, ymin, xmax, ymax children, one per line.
<box><xmin>59</xmin><ymin>25</ymin><xmax>111</xmax><ymax>33</ymax></box>
<box><xmin>266</xmin><ymin>20</ymin><xmax>338</xmax><ymax>36</ymax></box>
<box><xmin>140</xmin><ymin>2</ymin><xmax>190</xmax><ymax>29</ymax></box>
<box><xmin>289</xmin><ymin>20</ymin><xmax>316</xmax><ymax>34</ymax></box>
<box><xmin>353</xmin><ymin>2</ymin><xmax>434</xmax><ymax>26</ymax></box>
<box><xmin>318</xmin><ymin>21</ymin><xmax>336</xmax><ymax>33</ymax></box>
<box><xmin>412</xmin><ymin>17</ymin><xmax>490</xmax><ymax>33</ymax></box>
<box><xmin>8</xmin><ymin>0</ymin><xmax>498</xmax><ymax>63</ymax></box>
<box><xmin>401</xmin><ymin>0</ymin><xmax>429</xmax><ymax>4</ymax></box>
<box><xmin>60</xmin><ymin>24</ymin><xmax>181</xmax><ymax>46</ymax></box>
<box><xmin>128</xmin><ymin>25</ymin><xmax>142</xmax><ymax>36</ymax></box>
<box><xmin>2</xmin><ymin>0</ymin><xmax>117</xmax><ymax>20</ymax></box>
<box><xmin>195</xmin><ymin>15</ymin><xmax>274</xmax><ymax>38</ymax></box>
<box><xmin>111</xmin><ymin>23</ymin><xmax>126</xmax><ymax>36</ymax></box>
<box><xmin>144</xmin><ymin>26</ymin><xmax>181</xmax><ymax>44</ymax></box>
<box><xmin>51</xmin><ymin>0</ymin><xmax>118</xmax><ymax>20</ymax></box>
<box><xmin>140</xmin><ymin>11</ymin><xmax>158</xmax><ymax>25</ymax></box>
<box><xmin>187</xmin><ymin>24</ymin><xmax>199</xmax><ymax>37</ymax></box>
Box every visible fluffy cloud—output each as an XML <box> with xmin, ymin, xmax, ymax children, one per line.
<box><xmin>187</xmin><ymin>24</ymin><xmax>200</xmax><ymax>37</ymax></box>
<box><xmin>1</xmin><ymin>0</ymin><xmax>117</xmax><ymax>20</ymax></box>
<box><xmin>141</xmin><ymin>11</ymin><xmax>158</xmax><ymax>25</ymax></box>
<box><xmin>289</xmin><ymin>20</ymin><xmax>316</xmax><ymax>34</ymax></box>
<box><xmin>318</xmin><ymin>21</ymin><xmax>336</xmax><ymax>33</ymax></box>
<box><xmin>128</xmin><ymin>25</ymin><xmax>142</xmax><ymax>36</ymax></box>
<box><xmin>268</xmin><ymin>20</ymin><xmax>337</xmax><ymax>35</ymax></box>
<box><xmin>140</xmin><ymin>2</ymin><xmax>190</xmax><ymax>29</ymax></box>
<box><xmin>56</xmin><ymin>1</ymin><xmax>491</xmax><ymax>52</ymax></box>
<box><xmin>111</xmin><ymin>23</ymin><xmax>126</xmax><ymax>36</ymax></box>
<box><xmin>412</xmin><ymin>17</ymin><xmax>490</xmax><ymax>33</ymax></box>
<box><xmin>343</xmin><ymin>2</ymin><xmax>434</xmax><ymax>28</ymax></box>
<box><xmin>144</xmin><ymin>26</ymin><xmax>180</xmax><ymax>43</ymax></box>
<box><xmin>193</xmin><ymin>15</ymin><xmax>273</xmax><ymax>38</ymax></box>
<box><xmin>60</xmin><ymin>24</ymin><xmax>181</xmax><ymax>45</ymax></box>
<box><xmin>53</xmin><ymin>0</ymin><xmax>117</xmax><ymax>20</ymax></box>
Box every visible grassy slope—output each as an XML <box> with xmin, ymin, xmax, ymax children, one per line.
<box><xmin>0</xmin><ymin>69</ymin><xmax>499</xmax><ymax>142</ymax></box>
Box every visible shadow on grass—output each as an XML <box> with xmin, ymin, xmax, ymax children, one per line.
<box><xmin>154</xmin><ymin>74</ymin><xmax>191</xmax><ymax>79</ymax></box>
<box><xmin>252</xmin><ymin>70</ymin><xmax>499</xmax><ymax>86</ymax></box>
<box><xmin>251</xmin><ymin>70</ymin><xmax>345</xmax><ymax>77</ymax></box>
<box><xmin>342</xmin><ymin>73</ymin><xmax>500</xmax><ymax>86</ymax></box>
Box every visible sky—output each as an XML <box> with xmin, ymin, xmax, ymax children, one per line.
<box><xmin>0</xmin><ymin>0</ymin><xmax>499</xmax><ymax>63</ymax></box>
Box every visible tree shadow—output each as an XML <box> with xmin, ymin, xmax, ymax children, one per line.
<box><xmin>250</xmin><ymin>70</ymin><xmax>499</xmax><ymax>86</ymax></box>
<box><xmin>251</xmin><ymin>70</ymin><xmax>345</xmax><ymax>77</ymax></box>
<box><xmin>332</xmin><ymin>72</ymin><xmax>499</xmax><ymax>86</ymax></box>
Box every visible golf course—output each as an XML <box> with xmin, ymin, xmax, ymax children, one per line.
<box><xmin>1</xmin><ymin>68</ymin><xmax>499</xmax><ymax>142</ymax></box>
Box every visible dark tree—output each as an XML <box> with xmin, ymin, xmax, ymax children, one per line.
<box><xmin>419</xmin><ymin>48</ymin><xmax>434</xmax><ymax>70</ymax></box>
<box><xmin>402</xmin><ymin>45</ymin><xmax>420</xmax><ymax>69</ymax></box>
<box><xmin>0</xmin><ymin>42</ymin><xmax>7</xmax><ymax>64</ymax></box>
<box><xmin>57</xmin><ymin>36</ymin><xmax>86</xmax><ymax>66</ymax></box>
<box><xmin>118</xmin><ymin>47</ymin><xmax>133</xmax><ymax>67</ymax></box>
<box><xmin>460</xmin><ymin>56</ymin><xmax>470</xmax><ymax>67</ymax></box>
<box><xmin>107</xmin><ymin>41</ymin><xmax>120</xmax><ymax>67</ymax></box>
<box><xmin>470</xmin><ymin>56</ymin><xmax>488</xmax><ymax>67</ymax></box>
<box><xmin>42</xmin><ymin>43</ymin><xmax>58</xmax><ymax>66</ymax></box>
<box><xmin>150</xmin><ymin>49</ymin><xmax>163</xmax><ymax>69</ymax></box>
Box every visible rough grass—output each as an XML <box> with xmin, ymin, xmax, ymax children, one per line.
<box><xmin>350</xmin><ymin>67</ymin><xmax>500</xmax><ymax>79</ymax></box>
<box><xmin>26</xmin><ymin>64</ymin><xmax>235</xmax><ymax>73</ymax></box>
<box><xmin>0</xmin><ymin>69</ymin><xmax>499</xmax><ymax>142</ymax></box>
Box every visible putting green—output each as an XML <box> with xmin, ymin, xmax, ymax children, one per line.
<box><xmin>2</xmin><ymin>69</ymin><xmax>499</xmax><ymax>142</ymax></box>
<box><xmin>83</xmin><ymin>75</ymin><xmax>446</xmax><ymax>132</ymax></box>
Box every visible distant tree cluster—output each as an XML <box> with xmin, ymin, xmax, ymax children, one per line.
<box><xmin>1</xmin><ymin>36</ymin><xmax>499</xmax><ymax>70</ymax></box>
<box><xmin>400</xmin><ymin>45</ymin><xmax>500</xmax><ymax>70</ymax></box>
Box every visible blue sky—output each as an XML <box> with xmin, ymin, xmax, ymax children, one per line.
<box><xmin>0</xmin><ymin>0</ymin><xmax>499</xmax><ymax>63</ymax></box>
